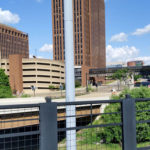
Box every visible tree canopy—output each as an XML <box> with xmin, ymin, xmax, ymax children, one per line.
<box><xmin>0</xmin><ymin>69</ymin><xmax>12</xmax><ymax>98</ymax></box>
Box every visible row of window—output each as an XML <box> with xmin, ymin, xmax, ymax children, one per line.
<box><xmin>0</xmin><ymin>27</ymin><xmax>28</xmax><ymax>39</ymax></box>
<box><xmin>22</xmin><ymin>69</ymin><xmax>64</xmax><ymax>73</ymax></box>
<box><xmin>23</xmin><ymin>75</ymin><xmax>64</xmax><ymax>79</ymax></box>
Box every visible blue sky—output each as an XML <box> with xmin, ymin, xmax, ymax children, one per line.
<box><xmin>0</xmin><ymin>0</ymin><xmax>150</xmax><ymax>64</ymax></box>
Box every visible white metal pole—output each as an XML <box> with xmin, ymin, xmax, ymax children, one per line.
<box><xmin>64</xmin><ymin>0</ymin><xmax>76</xmax><ymax>150</ymax></box>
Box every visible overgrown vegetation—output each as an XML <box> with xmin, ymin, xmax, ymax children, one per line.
<box><xmin>99</xmin><ymin>87</ymin><xmax>150</xmax><ymax>144</ymax></box>
<box><xmin>0</xmin><ymin>69</ymin><xmax>12</xmax><ymax>98</ymax></box>
<box><xmin>77</xmin><ymin>87</ymin><xmax>150</xmax><ymax>146</ymax></box>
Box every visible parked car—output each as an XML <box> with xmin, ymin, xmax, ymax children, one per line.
<box><xmin>147</xmin><ymin>79</ymin><xmax>150</xmax><ymax>82</ymax></box>
<box><xmin>135</xmin><ymin>82</ymin><xmax>150</xmax><ymax>88</ymax></box>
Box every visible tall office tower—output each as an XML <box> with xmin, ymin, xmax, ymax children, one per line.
<box><xmin>0</xmin><ymin>23</ymin><xmax>29</xmax><ymax>59</ymax></box>
<box><xmin>52</xmin><ymin>0</ymin><xmax>106</xmax><ymax>68</ymax></box>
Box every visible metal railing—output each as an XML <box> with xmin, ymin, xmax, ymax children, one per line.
<box><xmin>0</xmin><ymin>102</ymin><xmax>58</xmax><ymax>150</ymax></box>
<box><xmin>0</xmin><ymin>104</ymin><xmax>40</xmax><ymax>150</ymax></box>
<box><xmin>0</xmin><ymin>96</ymin><xmax>150</xmax><ymax>150</ymax></box>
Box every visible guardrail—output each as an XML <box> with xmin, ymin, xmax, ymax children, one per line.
<box><xmin>0</xmin><ymin>96</ymin><xmax>150</xmax><ymax>150</ymax></box>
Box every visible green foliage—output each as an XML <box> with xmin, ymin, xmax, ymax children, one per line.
<box><xmin>21</xmin><ymin>94</ymin><xmax>30</xmax><ymax>98</ymax></box>
<box><xmin>87</xmin><ymin>84</ymin><xmax>94</xmax><ymax>92</ymax></box>
<box><xmin>49</xmin><ymin>85</ymin><xmax>58</xmax><ymax>90</ymax></box>
<box><xmin>99</xmin><ymin>87</ymin><xmax>150</xmax><ymax>144</ymax></box>
<box><xmin>111</xmin><ymin>69</ymin><xmax>128</xmax><ymax>81</ymax></box>
<box><xmin>75</xmin><ymin>80</ymin><xmax>81</xmax><ymax>88</ymax></box>
<box><xmin>134</xmin><ymin>74</ymin><xmax>142</xmax><ymax>81</ymax></box>
<box><xmin>0</xmin><ymin>69</ymin><xmax>12</xmax><ymax>98</ymax></box>
<box><xmin>58</xmin><ymin>81</ymin><xmax>81</xmax><ymax>90</ymax></box>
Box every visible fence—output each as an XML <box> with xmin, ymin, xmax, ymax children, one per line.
<box><xmin>0</xmin><ymin>96</ymin><xmax>150</xmax><ymax>150</ymax></box>
<box><xmin>56</xmin><ymin>95</ymin><xmax>150</xmax><ymax>150</ymax></box>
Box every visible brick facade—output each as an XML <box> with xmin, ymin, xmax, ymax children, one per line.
<box><xmin>52</xmin><ymin>0</ymin><xmax>106</xmax><ymax>68</ymax></box>
<box><xmin>0</xmin><ymin>23</ymin><xmax>29</xmax><ymax>59</ymax></box>
<box><xmin>9</xmin><ymin>54</ymin><xmax>23</xmax><ymax>94</ymax></box>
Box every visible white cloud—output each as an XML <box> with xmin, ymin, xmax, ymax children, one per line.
<box><xmin>37</xmin><ymin>56</ymin><xmax>44</xmax><ymax>59</ymax></box>
<box><xmin>110</xmin><ymin>32</ymin><xmax>128</xmax><ymax>42</ymax></box>
<box><xmin>0</xmin><ymin>8</ymin><xmax>20</xmax><ymax>24</ymax></box>
<box><xmin>39</xmin><ymin>44</ymin><xmax>53</xmax><ymax>52</ymax></box>
<box><xmin>106</xmin><ymin>45</ymin><xmax>150</xmax><ymax>65</ymax></box>
<box><xmin>106</xmin><ymin>45</ymin><xmax>139</xmax><ymax>62</ymax></box>
<box><xmin>29</xmin><ymin>54</ymin><xmax>33</xmax><ymax>58</ymax></box>
<box><xmin>132</xmin><ymin>24</ymin><xmax>150</xmax><ymax>36</ymax></box>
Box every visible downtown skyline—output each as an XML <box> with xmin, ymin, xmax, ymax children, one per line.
<box><xmin>0</xmin><ymin>0</ymin><xmax>150</xmax><ymax>65</ymax></box>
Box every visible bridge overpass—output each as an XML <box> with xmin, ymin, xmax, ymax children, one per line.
<box><xmin>89</xmin><ymin>65</ymin><xmax>150</xmax><ymax>77</ymax></box>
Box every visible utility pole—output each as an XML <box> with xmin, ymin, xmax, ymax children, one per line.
<box><xmin>64</xmin><ymin>0</ymin><xmax>76</xmax><ymax>149</ymax></box>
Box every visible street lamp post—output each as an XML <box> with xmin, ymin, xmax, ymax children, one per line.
<box><xmin>31</xmin><ymin>85</ymin><xmax>36</xmax><ymax>96</ymax></box>
<box><xmin>86</xmin><ymin>73</ymin><xmax>88</xmax><ymax>93</ymax></box>
<box><xmin>64</xmin><ymin>0</ymin><xmax>76</xmax><ymax>150</ymax></box>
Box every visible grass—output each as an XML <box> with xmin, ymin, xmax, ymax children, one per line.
<box><xmin>76</xmin><ymin>143</ymin><xmax>121</xmax><ymax>150</ymax></box>
<box><xmin>21</xmin><ymin>94</ymin><xmax>31</xmax><ymax>98</ymax></box>
<box><xmin>137</xmin><ymin>142</ymin><xmax>150</xmax><ymax>148</ymax></box>
<box><xmin>59</xmin><ymin>139</ymin><xmax>150</xmax><ymax>150</ymax></box>
<box><xmin>59</xmin><ymin>141</ymin><xmax>121</xmax><ymax>150</ymax></box>
<box><xmin>105</xmin><ymin>80</ymin><xmax>115</xmax><ymax>85</ymax></box>
<box><xmin>58</xmin><ymin>117</ymin><xmax>150</xmax><ymax>150</ymax></box>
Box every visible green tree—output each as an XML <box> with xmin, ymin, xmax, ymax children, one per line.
<box><xmin>99</xmin><ymin>87</ymin><xmax>150</xmax><ymax>144</ymax></box>
<box><xmin>0</xmin><ymin>69</ymin><xmax>12</xmax><ymax>98</ymax></box>
<box><xmin>134</xmin><ymin>74</ymin><xmax>142</xmax><ymax>81</ymax></box>
<box><xmin>75</xmin><ymin>80</ymin><xmax>81</xmax><ymax>88</ymax></box>
<box><xmin>111</xmin><ymin>69</ymin><xmax>129</xmax><ymax>82</ymax></box>
<box><xmin>111</xmin><ymin>69</ymin><xmax>127</xmax><ymax>90</ymax></box>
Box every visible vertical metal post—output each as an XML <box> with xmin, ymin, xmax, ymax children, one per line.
<box><xmin>40</xmin><ymin>103</ymin><xmax>57</xmax><ymax>150</ymax></box>
<box><xmin>64</xmin><ymin>0</ymin><xmax>76</xmax><ymax>149</ymax></box>
<box><xmin>86</xmin><ymin>73</ymin><xmax>88</xmax><ymax>93</ymax></box>
<box><xmin>122</xmin><ymin>95</ymin><xmax>137</xmax><ymax>150</ymax></box>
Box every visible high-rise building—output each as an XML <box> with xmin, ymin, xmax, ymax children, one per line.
<box><xmin>52</xmin><ymin>0</ymin><xmax>106</xmax><ymax>68</ymax></box>
<box><xmin>0</xmin><ymin>23</ymin><xmax>29</xmax><ymax>59</ymax></box>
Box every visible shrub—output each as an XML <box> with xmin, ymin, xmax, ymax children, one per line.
<box><xmin>49</xmin><ymin>85</ymin><xmax>55</xmax><ymax>89</ymax></box>
<box><xmin>75</xmin><ymin>80</ymin><xmax>81</xmax><ymax>88</ymax></box>
<box><xmin>99</xmin><ymin>87</ymin><xmax>150</xmax><ymax>144</ymax></box>
<box><xmin>49</xmin><ymin>85</ymin><xmax>59</xmax><ymax>90</ymax></box>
